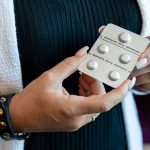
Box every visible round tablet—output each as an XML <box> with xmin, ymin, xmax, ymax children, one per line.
<box><xmin>108</xmin><ymin>71</ymin><xmax>121</xmax><ymax>81</ymax></box>
<box><xmin>98</xmin><ymin>44</ymin><xmax>109</xmax><ymax>54</ymax></box>
<box><xmin>119</xmin><ymin>32</ymin><xmax>131</xmax><ymax>43</ymax></box>
<box><xmin>120</xmin><ymin>54</ymin><xmax>131</xmax><ymax>64</ymax></box>
<box><xmin>87</xmin><ymin>60</ymin><xmax>98</xmax><ymax>70</ymax></box>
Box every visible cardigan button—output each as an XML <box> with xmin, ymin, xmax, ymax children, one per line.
<box><xmin>0</xmin><ymin>108</ymin><xmax>3</xmax><ymax>115</ymax></box>
<box><xmin>3</xmin><ymin>133</ymin><xmax>11</xmax><ymax>139</ymax></box>
<box><xmin>0</xmin><ymin>122</ymin><xmax>6</xmax><ymax>129</ymax></box>
<box><xmin>0</xmin><ymin>97</ymin><xmax>6</xmax><ymax>103</ymax></box>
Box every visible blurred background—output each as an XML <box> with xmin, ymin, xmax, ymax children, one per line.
<box><xmin>134</xmin><ymin>94</ymin><xmax>150</xmax><ymax>150</ymax></box>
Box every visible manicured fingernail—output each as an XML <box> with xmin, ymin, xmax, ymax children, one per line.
<box><xmin>98</xmin><ymin>25</ymin><xmax>106</xmax><ymax>33</ymax></box>
<box><xmin>136</xmin><ymin>58</ymin><xmax>148</xmax><ymax>70</ymax></box>
<box><xmin>128</xmin><ymin>77</ymin><xmax>136</xmax><ymax>90</ymax></box>
<box><xmin>75</xmin><ymin>46</ymin><xmax>89</xmax><ymax>57</ymax></box>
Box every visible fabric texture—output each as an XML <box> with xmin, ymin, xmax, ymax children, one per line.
<box><xmin>0</xmin><ymin>0</ymin><xmax>23</xmax><ymax>94</ymax></box>
<box><xmin>123</xmin><ymin>1</ymin><xmax>150</xmax><ymax>149</ymax></box>
<box><xmin>0</xmin><ymin>0</ymin><xmax>149</xmax><ymax>150</ymax></box>
<box><xmin>137</xmin><ymin>0</ymin><xmax>150</xmax><ymax>36</ymax></box>
<box><xmin>0</xmin><ymin>0</ymin><xmax>24</xmax><ymax>150</ymax></box>
<box><xmin>15</xmin><ymin>0</ymin><xmax>131</xmax><ymax>149</ymax></box>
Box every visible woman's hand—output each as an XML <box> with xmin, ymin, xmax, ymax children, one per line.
<box><xmin>131</xmin><ymin>37</ymin><xmax>150</xmax><ymax>92</ymax></box>
<box><xmin>9</xmin><ymin>47</ymin><xmax>135</xmax><ymax>133</ymax></box>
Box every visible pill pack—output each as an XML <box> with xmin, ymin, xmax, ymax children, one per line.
<box><xmin>78</xmin><ymin>24</ymin><xmax>150</xmax><ymax>88</ymax></box>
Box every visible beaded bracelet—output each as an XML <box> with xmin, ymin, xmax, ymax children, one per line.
<box><xmin>0</xmin><ymin>95</ymin><xmax>30</xmax><ymax>140</ymax></box>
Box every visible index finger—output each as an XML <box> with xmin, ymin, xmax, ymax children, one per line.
<box><xmin>48</xmin><ymin>47</ymin><xmax>88</xmax><ymax>82</ymax></box>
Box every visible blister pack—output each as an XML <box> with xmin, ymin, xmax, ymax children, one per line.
<box><xmin>78</xmin><ymin>24</ymin><xmax>150</xmax><ymax>88</ymax></box>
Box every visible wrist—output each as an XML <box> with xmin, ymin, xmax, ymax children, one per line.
<box><xmin>9</xmin><ymin>94</ymin><xmax>27</xmax><ymax>132</ymax></box>
<box><xmin>0</xmin><ymin>94</ymin><xmax>30</xmax><ymax>140</ymax></box>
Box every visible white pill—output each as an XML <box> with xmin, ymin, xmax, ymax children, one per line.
<box><xmin>87</xmin><ymin>60</ymin><xmax>98</xmax><ymax>70</ymax></box>
<box><xmin>120</xmin><ymin>54</ymin><xmax>131</xmax><ymax>64</ymax></box>
<box><xmin>109</xmin><ymin>71</ymin><xmax>121</xmax><ymax>81</ymax></box>
<box><xmin>98</xmin><ymin>44</ymin><xmax>109</xmax><ymax>54</ymax></box>
<box><xmin>119</xmin><ymin>32</ymin><xmax>131</xmax><ymax>43</ymax></box>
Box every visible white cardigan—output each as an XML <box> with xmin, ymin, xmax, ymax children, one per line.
<box><xmin>0</xmin><ymin>0</ymin><xmax>150</xmax><ymax>150</ymax></box>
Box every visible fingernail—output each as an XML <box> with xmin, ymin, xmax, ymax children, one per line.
<box><xmin>75</xmin><ymin>46</ymin><xmax>89</xmax><ymax>57</ymax></box>
<box><xmin>98</xmin><ymin>25</ymin><xmax>106</xmax><ymax>33</ymax></box>
<box><xmin>128</xmin><ymin>77</ymin><xmax>136</xmax><ymax>90</ymax></box>
<box><xmin>136</xmin><ymin>58</ymin><xmax>148</xmax><ymax>70</ymax></box>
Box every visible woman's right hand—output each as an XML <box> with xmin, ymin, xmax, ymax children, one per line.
<box><xmin>9</xmin><ymin>46</ymin><xmax>135</xmax><ymax>133</ymax></box>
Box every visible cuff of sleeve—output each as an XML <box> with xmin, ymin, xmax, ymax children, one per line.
<box><xmin>132</xmin><ymin>87</ymin><xmax>150</xmax><ymax>95</ymax></box>
<box><xmin>0</xmin><ymin>95</ymin><xmax>30</xmax><ymax>140</ymax></box>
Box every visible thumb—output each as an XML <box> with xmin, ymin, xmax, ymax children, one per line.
<box><xmin>49</xmin><ymin>46</ymin><xmax>89</xmax><ymax>81</ymax></box>
<box><xmin>76</xmin><ymin>77</ymin><xmax>136</xmax><ymax>115</ymax></box>
<box><xmin>136</xmin><ymin>36</ymin><xmax>150</xmax><ymax>70</ymax></box>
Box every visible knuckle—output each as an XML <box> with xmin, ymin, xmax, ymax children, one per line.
<box><xmin>42</xmin><ymin>71</ymin><xmax>55</xmax><ymax>82</ymax></box>
<box><xmin>63</xmin><ymin>57</ymin><xmax>75</xmax><ymax>68</ymax></box>
<box><xmin>115</xmin><ymin>88</ymin><xmax>126</xmax><ymax>98</ymax></box>
<box><xmin>101</xmin><ymin>101</ymin><xmax>111</xmax><ymax>112</ymax></box>
<box><xmin>42</xmin><ymin>71</ymin><xmax>50</xmax><ymax>78</ymax></box>
<box><xmin>68</xmin><ymin>121</ymin><xmax>81</xmax><ymax>132</ymax></box>
<box><xmin>63</xmin><ymin>106</ymin><xmax>82</xmax><ymax>132</ymax></box>
<box><xmin>63</xmin><ymin>106</ymin><xmax>76</xmax><ymax>118</ymax></box>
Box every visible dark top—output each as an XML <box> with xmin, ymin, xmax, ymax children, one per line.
<box><xmin>14</xmin><ymin>0</ymin><xmax>142</xmax><ymax>149</ymax></box>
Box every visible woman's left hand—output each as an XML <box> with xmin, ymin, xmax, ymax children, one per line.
<box><xmin>131</xmin><ymin>36</ymin><xmax>150</xmax><ymax>92</ymax></box>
